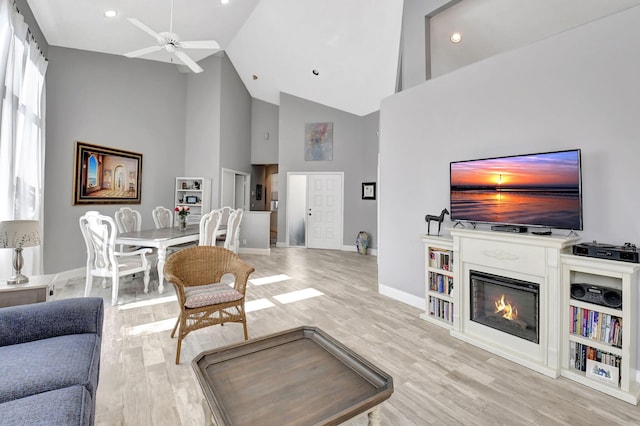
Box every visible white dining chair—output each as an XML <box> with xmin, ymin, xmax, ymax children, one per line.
<box><xmin>114</xmin><ymin>207</ymin><xmax>151</xmax><ymax>255</ymax></box>
<box><xmin>199</xmin><ymin>209</ymin><xmax>223</xmax><ymax>246</ymax></box>
<box><xmin>223</xmin><ymin>208</ymin><xmax>244</xmax><ymax>254</ymax></box>
<box><xmin>79</xmin><ymin>211</ymin><xmax>152</xmax><ymax>305</ymax></box>
<box><xmin>152</xmin><ymin>206</ymin><xmax>174</xmax><ymax>229</ymax></box>
<box><xmin>114</xmin><ymin>207</ymin><xmax>142</xmax><ymax>233</ymax></box>
<box><xmin>216</xmin><ymin>206</ymin><xmax>234</xmax><ymax>241</ymax></box>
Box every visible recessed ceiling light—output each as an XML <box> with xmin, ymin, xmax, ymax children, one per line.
<box><xmin>312</xmin><ymin>69</ymin><xmax>319</xmax><ymax>76</ymax></box>
<box><xmin>221</xmin><ymin>0</ymin><xmax>230</xmax><ymax>4</ymax></box>
<box><xmin>104</xmin><ymin>10</ymin><xmax>117</xmax><ymax>18</ymax></box>
<box><xmin>450</xmin><ymin>32</ymin><xmax>462</xmax><ymax>43</ymax></box>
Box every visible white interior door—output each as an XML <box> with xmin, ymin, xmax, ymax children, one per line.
<box><xmin>306</xmin><ymin>174</ymin><xmax>343</xmax><ymax>250</ymax></box>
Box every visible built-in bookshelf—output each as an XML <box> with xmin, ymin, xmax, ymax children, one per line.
<box><xmin>560</xmin><ymin>254</ymin><xmax>640</xmax><ymax>404</ymax></box>
<box><xmin>420</xmin><ymin>235</ymin><xmax>455</xmax><ymax>329</ymax></box>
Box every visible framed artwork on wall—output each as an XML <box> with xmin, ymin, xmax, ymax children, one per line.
<box><xmin>73</xmin><ymin>141</ymin><xmax>143</xmax><ymax>205</ymax></box>
<box><xmin>304</xmin><ymin>122</ymin><xmax>333</xmax><ymax>161</ymax></box>
<box><xmin>362</xmin><ymin>182</ymin><xmax>376</xmax><ymax>200</ymax></box>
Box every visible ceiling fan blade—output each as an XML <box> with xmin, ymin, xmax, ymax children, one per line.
<box><xmin>180</xmin><ymin>40</ymin><xmax>220</xmax><ymax>50</ymax></box>
<box><xmin>128</xmin><ymin>18</ymin><xmax>163</xmax><ymax>41</ymax></box>
<box><xmin>124</xmin><ymin>45</ymin><xmax>163</xmax><ymax>58</ymax></box>
<box><xmin>174</xmin><ymin>50</ymin><xmax>203</xmax><ymax>73</ymax></box>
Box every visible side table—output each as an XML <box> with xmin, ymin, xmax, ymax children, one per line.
<box><xmin>0</xmin><ymin>274</ymin><xmax>57</xmax><ymax>308</ymax></box>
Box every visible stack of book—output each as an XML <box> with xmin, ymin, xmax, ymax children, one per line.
<box><xmin>569</xmin><ymin>306</ymin><xmax>622</xmax><ymax>347</ymax></box>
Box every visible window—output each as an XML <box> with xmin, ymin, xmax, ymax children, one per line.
<box><xmin>0</xmin><ymin>0</ymin><xmax>48</xmax><ymax>277</ymax></box>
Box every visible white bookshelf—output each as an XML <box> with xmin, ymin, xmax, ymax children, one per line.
<box><xmin>560</xmin><ymin>254</ymin><xmax>640</xmax><ymax>404</ymax></box>
<box><xmin>174</xmin><ymin>177</ymin><xmax>211</xmax><ymax>225</ymax></box>
<box><xmin>420</xmin><ymin>235</ymin><xmax>455</xmax><ymax>329</ymax></box>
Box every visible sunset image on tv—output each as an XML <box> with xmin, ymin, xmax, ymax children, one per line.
<box><xmin>450</xmin><ymin>150</ymin><xmax>582</xmax><ymax>230</ymax></box>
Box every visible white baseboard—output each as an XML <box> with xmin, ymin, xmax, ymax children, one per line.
<box><xmin>239</xmin><ymin>247</ymin><xmax>271</xmax><ymax>255</ymax></box>
<box><xmin>275</xmin><ymin>242</ymin><xmax>376</xmax><ymax>255</ymax></box>
<box><xmin>378</xmin><ymin>283</ymin><xmax>424</xmax><ymax>310</ymax></box>
<box><xmin>342</xmin><ymin>245</ymin><xmax>377</xmax><ymax>256</ymax></box>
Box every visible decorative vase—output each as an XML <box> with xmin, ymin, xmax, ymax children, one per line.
<box><xmin>356</xmin><ymin>231</ymin><xmax>370</xmax><ymax>255</ymax></box>
<box><xmin>179</xmin><ymin>216</ymin><xmax>188</xmax><ymax>230</ymax></box>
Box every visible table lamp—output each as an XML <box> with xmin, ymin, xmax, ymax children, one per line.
<box><xmin>0</xmin><ymin>220</ymin><xmax>41</xmax><ymax>284</ymax></box>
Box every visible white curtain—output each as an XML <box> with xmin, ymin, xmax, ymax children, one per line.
<box><xmin>0</xmin><ymin>0</ymin><xmax>48</xmax><ymax>278</ymax></box>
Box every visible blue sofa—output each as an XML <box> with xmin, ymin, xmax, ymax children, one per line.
<box><xmin>0</xmin><ymin>297</ymin><xmax>103</xmax><ymax>425</ymax></box>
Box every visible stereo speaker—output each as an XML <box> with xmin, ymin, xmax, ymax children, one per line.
<box><xmin>570</xmin><ymin>283</ymin><xmax>622</xmax><ymax>309</ymax></box>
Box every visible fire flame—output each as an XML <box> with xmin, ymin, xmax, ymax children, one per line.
<box><xmin>495</xmin><ymin>295</ymin><xmax>518</xmax><ymax>320</ymax></box>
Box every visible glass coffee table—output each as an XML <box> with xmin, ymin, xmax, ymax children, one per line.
<box><xmin>192</xmin><ymin>326</ymin><xmax>394</xmax><ymax>425</ymax></box>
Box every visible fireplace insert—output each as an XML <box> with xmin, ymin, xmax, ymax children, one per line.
<box><xmin>470</xmin><ymin>271</ymin><xmax>539</xmax><ymax>343</ymax></box>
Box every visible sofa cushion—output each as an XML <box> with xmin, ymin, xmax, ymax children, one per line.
<box><xmin>0</xmin><ymin>333</ymin><xmax>100</xmax><ymax>404</ymax></box>
<box><xmin>0</xmin><ymin>298</ymin><xmax>103</xmax><ymax>347</ymax></box>
<box><xmin>0</xmin><ymin>385</ymin><xmax>92</xmax><ymax>426</ymax></box>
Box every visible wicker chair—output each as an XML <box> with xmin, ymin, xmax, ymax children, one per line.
<box><xmin>163</xmin><ymin>246</ymin><xmax>255</xmax><ymax>364</ymax></box>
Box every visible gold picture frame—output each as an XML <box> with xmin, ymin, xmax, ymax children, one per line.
<box><xmin>73</xmin><ymin>141</ymin><xmax>143</xmax><ymax>205</ymax></box>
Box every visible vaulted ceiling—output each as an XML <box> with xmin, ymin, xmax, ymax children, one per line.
<box><xmin>26</xmin><ymin>0</ymin><xmax>640</xmax><ymax>117</ymax></box>
<box><xmin>26</xmin><ymin>0</ymin><xmax>404</xmax><ymax>116</ymax></box>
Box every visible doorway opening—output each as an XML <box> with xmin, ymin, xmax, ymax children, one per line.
<box><xmin>221</xmin><ymin>168</ymin><xmax>250</xmax><ymax>210</ymax></box>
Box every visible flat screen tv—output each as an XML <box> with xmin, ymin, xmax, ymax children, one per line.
<box><xmin>450</xmin><ymin>149</ymin><xmax>583</xmax><ymax>230</ymax></box>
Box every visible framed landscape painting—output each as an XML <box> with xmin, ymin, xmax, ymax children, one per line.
<box><xmin>73</xmin><ymin>141</ymin><xmax>143</xmax><ymax>205</ymax></box>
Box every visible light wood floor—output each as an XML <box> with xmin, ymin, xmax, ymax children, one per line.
<box><xmin>53</xmin><ymin>248</ymin><xmax>640</xmax><ymax>425</ymax></box>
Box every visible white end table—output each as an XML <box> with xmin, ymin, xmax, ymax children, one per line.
<box><xmin>0</xmin><ymin>274</ymin><xmax>57</xmax><ymax>308</ymax></box>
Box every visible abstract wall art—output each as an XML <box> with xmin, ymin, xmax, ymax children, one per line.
<box><xmin>304</xmin><ymin>122</ymin><xmax>333</xmax><ymax>161</ymax></box>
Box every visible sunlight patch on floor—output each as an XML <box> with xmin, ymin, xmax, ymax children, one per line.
<box><xmin>273</xmin><ymin>288</ymin><xmax>324</xmax><ymax>304</ymax></box>
<box><xmin>245</xmin><ymin>298</ymin><xmax>276</xmax><ymax>312</ymax></box>
<box><xmin>249</xmin><ymin>274</ymin><xmax>291</xmax><ymax>286</ymax></box>
<box><xmin>125</xmin><ymin>317</ymin><xmax>176</xmax><ymax>336</ymax></box>
<box><xmin>117</xmin><ymin>295</ymin><xmax>177</xmax><ymax>310</ymax></box>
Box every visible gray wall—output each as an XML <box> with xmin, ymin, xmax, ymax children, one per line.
<box><xmin>185</xmin><ymin>54</ymin><xmax>223</xmax><ymax>207</ymax></box>
<box><xmin>44</xmin><ymin>47</ymin><xmax>187</xmax><ymax>273</ymax></box>
<box><xmin>379</xmin><ymin>6</ymin><xmax>640</xmax><ymax>304</ymax></box>
<box><xmin>219</xmin><ymin>55</ymin><xmax>252</xmax><ymax>176</ymax></box>
<box><xmin>251</xmin><ymin>98</ymin><xmax>279</xmax><ymax>165</ymax></box>
<box><xmin>185</xmin><ymin>53</ymin><xmax>252</xmax><ymax>209</ymax></box>
<box><xmin>401</xmin><ymin>0</ymin><xmax>451</xmax><ymax>90</ymax></box>
<box><xmin>278</xmin><ymin>93</ymin><xmax>379</xmax><ymax>248</ymax></box>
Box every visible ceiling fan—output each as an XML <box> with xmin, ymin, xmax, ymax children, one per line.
<box><xmin>124</xmin><ymin>0</ymin><xmax>220</xmax><ymax>73</ymax></box>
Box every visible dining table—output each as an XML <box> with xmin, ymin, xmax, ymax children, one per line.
<box><xmin>115</xmin><ymin>224</ymin><xmax>224</xmax><ymax>294</ymax></box>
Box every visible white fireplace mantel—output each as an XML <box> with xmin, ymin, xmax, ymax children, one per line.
<box><xmin>449</xmin><ymin>228</ymin><xmax>579</xmax><ymax>377</ymax></box>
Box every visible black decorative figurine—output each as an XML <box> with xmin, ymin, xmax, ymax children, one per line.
<box><xmin>425</xmin><ymin>208</ymin><xmax>449</xmax><ymax>236</ymax></box>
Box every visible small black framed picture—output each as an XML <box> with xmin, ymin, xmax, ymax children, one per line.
<box><xmin>362</xmin><ymin>182</ymin><xmax>376</xmax><ymax>200</ymax></box>
<box><xmin>186</xmin><ymin>195</ymin><xmax>198</xmax><ymax>204</ymax></box>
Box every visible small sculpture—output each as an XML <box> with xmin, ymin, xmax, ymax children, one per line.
<box><xmin>425</xmin><ymin>208</ymin><xmax>449</xmax><ymax>236</ymax></box>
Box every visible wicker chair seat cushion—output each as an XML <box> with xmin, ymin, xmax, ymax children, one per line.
<box><xmin>184</xmin><ymin>283</ymin><xmax>243</xmax><ymax>309</ymax></box>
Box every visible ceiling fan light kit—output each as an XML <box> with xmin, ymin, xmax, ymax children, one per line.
<box><xmin>123</xmin><ymin>0</ymin><xmax>220</xmax><ymax>73</ymax></box>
